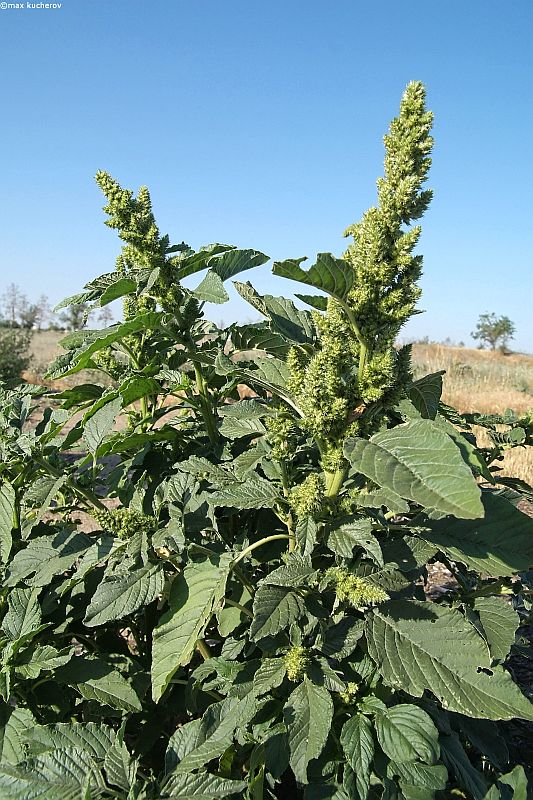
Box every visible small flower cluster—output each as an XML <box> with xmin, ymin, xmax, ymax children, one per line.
<box><xmin>289</xmin><ymin>474</ymin><xmax>324</xmax><ymax>519</ymax></box>
<box><xmin>284</xmin><ymin>646</ymin><xmax>310</xmax><ymax>681</ymax></box>
<box><xmin>265</xmin><ymin>414</ymin><xmax>298</xmax><ymax>461</ymax></box>
<box><xmin>92</xmin><ymin>507</ymin><xmax>156</xmax><ymax>540</ymax></box>
<box><xmin>338</xmin><ymin>681</ymin><xmax>360</xmax><ymax>705</ymax></box>
<box><xmin>325</xmin><ymin>567</ymin><xmax>389</xmax><ymax>608</ymax></box>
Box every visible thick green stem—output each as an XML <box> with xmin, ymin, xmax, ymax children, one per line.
<box><xmin>196</xmin><ymin>638</ymin><xmax>212</xmax><ymax>660</ymax></box>
<box><xmin>193</xmin><ymin>362</ymin><xmax>218</xmax><ymax>445</ymax></box>
<box><xmin>34</xmin><ymin>457</ymin><xmax>106</xmax><ymax>511</ymax></box>
<box><xmin>324</xmin><ymin>466</ymin><xmax>347</xmax><ymax>498</ymax></box>
<box><xmin>232</xmin><ymin>534</ymin><xmax>290</xmax><ymax>566</ymax></box>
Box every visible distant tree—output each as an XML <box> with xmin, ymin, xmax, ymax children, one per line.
<box><xmin>59</xmin><ymin>303</ymin><xmax>90</xmax><ymax>331</ymax></box>
<box><xmin>0</xmin><ymin>328</ymin><xmax>31</xmax><ymax>383</ymax></box>
<box><xmin>1</xmin><ymin>283</ymin><xmax>25</xmax><ymax>327</ymax></box>
<box><xmin>472</xmin><ymin>312</ymin><xmax>515</xmax><ymax>352</ymax></box>
<box><xmin>18</xmin><ymin>298</ymin><xmax>41</xmax><ymax>330</ymax></box>
<box><xmin>35</xmin><ymin>294</ymin><xmax>52</xmax><ymax>330</ymax></box>
<box><xmin>98</xmin><ymin>306</ymin><xmax>114</xmax><ymax>327</ymax></box>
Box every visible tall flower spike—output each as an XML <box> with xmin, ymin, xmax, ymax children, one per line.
<box><xmin>286</xmin><ymin>82</ymin><xmax>433</xmax><ymax>473</ymax></box>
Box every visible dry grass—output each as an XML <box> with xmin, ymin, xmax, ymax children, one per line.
<box><xmin>21</xmin><ymin>333</ymin><xmax>533</xmax><ymax>484</ymax></box>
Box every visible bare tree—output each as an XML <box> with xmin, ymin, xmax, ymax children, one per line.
<box><xmin>98</xmin><ymin>306</ymin><xmax>114</xmax><ymax>327</ymax></box>
<box><xmin>1</xmin><ymin>283</ymin><xmax>25</xmax><ymax>327</ymax></box>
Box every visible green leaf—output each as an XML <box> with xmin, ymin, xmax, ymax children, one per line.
<box><xmin>318</xmin><ymin>618</ymin><xmax>364</xmax><ymax>660</ymax></box>
<box><xmin>296</xmin><ymin>516</ymin><xmax>318</xmax><ymax>557</ymax></box>
<box><xmin>99</xmin><ymin>276</ymin><xmax>137</xmax><ymax>305</ymax></box>
<box><xmin>252</xmin><ymin>658</ymin><xmax>287</xmax><ymax>695</ymax></box>
<box><xmin>0</xmin><ymin>707</ymin><xmax>36</xmax><ymax>765</ymax></box>
<box><xmin>420</xmin><ymin>492</ymin><xmax>533</xmax><ymax>576</ymax></box>
<box><xmin>118</xmin><ymin>375</ymin><xmax>161</xmax><ymax>406</ymax></box>
<box><xmin>209</xmin><ymin>476</ymin><xmax>280</xmax><ymax>509</ymax></box>
<box><xmin>219</xmin><ymin>416</ymin><xmax>267</xmax><ymax>440</ymax></box>
<box><xmin>2</xmin><ymin>588</ymin><xmax>41</xmax><ymax>642</ymax></box>
<box><xmin>374</xmin><ymin>704</ymin><xmax>439</xmax><ymax>764</ymax></box>
<box><xmin>497</xmin><ymin>765</ymin><xmax>529</xmax><ymax>800</ymax></box>
<box><xmin>209</xmin><ymin>248</ymin><xmax>268</xmax><ymax>281</ymax></box>
<box><xmin>14</xmin><ymin>645</ymin><xmax>72</xmax><ymax>679</ymax></box>
<box><xmin>84</xmin><ymin>563</ymin><xmax>165</xmax><ymax>627</ymax></box>
<box><xmin>440</xmin><ymin>734</ymin><xmax>487</xmax><ymax>800</ymax></box>
<box><xmin>0</xmin><ymin>483</ymin><xmax>15</xmax><ymax>564</ymax></box>
<box><xmin>231</xmin><ymin>323</ymin><xmax>290</xmax><ymax>358</ymax></box>
<box><xmin>366</xmin><ymin>600</ymin><xmax>533</xmax><ymax>720</ymax></box>
<box><xmin>296</xmin><ymin>293</ymin><xmax>328</xmax><ymax>311</ymax></box>
<box><xmin>82</xmin><ymin>396</ymin><xmax>122</xmax><ymax>455</ymax></box>
<box><xmin>161</xmin><ymin>771</ymin><xmax>247</xmax><ymax>799</ymax></box>
<box><xmin>6</xmin><ymin>529</ymin><xmax>92</xmax><ymax>587</ymax></box>
<box><xmin>25</xmin><ymin>722</ymin><xmax>116</xmax><ymax>760</ymax></box>
<box><xmin>389</xmin><ymin>760</ymin><xmax>448</xmax><ymax>798</ymax></box>
<box><xmin>284</xmin><ymin>679</ymin><xmax>333</xmax><ymax>783</ymax></box>
<box><xmin>171</xmin><ymin>694</ymin><xmax>258</xmax><ymax>774</ymax></box>
<box><xmin>273</xmin><ymin>253</ymin><xmax>354</xmax><ymax>302</ymax></box>
<box><xmin>344</xmin><ymin>419</ymin><xmax>483</xmax><ymax>519</ymax></box>
<box><xmin>340</xmin><ymin>714</ymin><xmax>374</xmax><ymax>800</ymax></box>
<box><xmin>192</xmin><ymin>270</ymin><xmax>229</xmax><ymax>304</ymax></box>
<box><xmin>104</xmin><ymin>737</ymin><xmax>137</xmax><ymax>792</ymax></box>
<box><xmin>409</xmin><ymin>373</ymin><xmax>443</xmax><ymax>419</ymax></box>
<box><xmin>250</xmin><ymin>584</ymin><xmax>305</xmax><ymax>641</ymax></box>
<box><xmin>260</xmin><ymin>554</ymin><xmax>316</xmax><ymax>587</ymax></box>
<box><xmin>474</xmin><ymin>597</ymin><xmax>520</xmax><ymax>661</ymax></box>
<box><xmin>0</xmin><ymin>746</ymin><xmax>105</xmax><ymax>799</ymax></box>
<box><xmin>55</xmin><ymin>657</ymin><xmax>141</xmax><ymax>712</ymax></box>
<box><xmin>151</xmin><ymin>555</ymin><xmax>231</xmax><ymax>701</ymax></box>
<box><xmin>234</xmin><ymin>281</ymin><xmax>316</xmax><ymax>344</ymax></box>
<box><xmin>327</xmin><ymin>518</ymin><xmax>383</xmax><ymax>565</ymax></box>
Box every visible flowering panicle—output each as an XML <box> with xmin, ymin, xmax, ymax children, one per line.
<box><xmin>286</xmin><ymin>82</ymin><xmax>433</xmax><ymax>473</ymax></box>
<box><xmin>92</xmin><ymin>508</ymin><xmax>156</xmax><ymax>540</ymax></box>
<box><xmin>325</xmin><ymin>567</ymin><xmax>389</xmax><ymax>608</ymax></box>
<box><xmin>284</xmin><ymin>646</ymin><xmax>310</xmax><ymax>681</ymax></box>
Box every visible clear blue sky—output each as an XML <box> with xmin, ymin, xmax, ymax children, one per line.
<box><xmin>1</xmin><ymin>0</ymin><xmax>532</xmax><ymax>350</ymax></box>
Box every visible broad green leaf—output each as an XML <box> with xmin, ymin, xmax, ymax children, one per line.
<box><xmin>192</xmin><ymin>270</ymin><xmax>229</xmax><ymax>304</ymax></box>
<box><xmin>104</xmin><ymin>737</ymin><xmax>137</xmax><ymax>792</ymax></box>
<box><xmin>273</xmin><ymin>253</ymin><xmax>354</xmax><ymax>301</ymax></box>
<box><xmin>409</xmin><ymin>373</ymin><xmax>443</xmax><ymax>419</ymax></box>
<box><xmin>284</xmin><ymin>679</ymin><xmax>333</xmax><ymax>783</ymax></box>
<box><xmin>209</xmin><ymin>476</ymin><xmax>280</xmax><ymax>509</ymax></box>
<box><xmin>366</xmin><ymin>600</ymin><xmax>533</xmax><ymax>720</ymax></box>
<box><xmin>209</xmin><ymin>248</ymin><xmax>269</xmax><ymax>281</ymax></box>
<box><xmin>344</xmin><ymin>419</ymin><xmax>483</xmax><ymax>519</ymax></box>
<box><xmin>260</xmin><ymin>554</ymin><xmax>316</xmax><ymax>587</ymax></box>
<box><xmin>151</xmin><ymin>555</ymin><xmax>231</xmax><ymax>701</ymax></box>
<box><xmin>171</xmin><ymin>694</ymin><xmax>257</xmax><ymax>774</ymax></box>
<box><xmin>252</xmin><ymin>658</ymin><xmax>287</xmax><ymax>695</ymax></box>
<box><xmin>452</xmin><ymin>716</ymin><xmax>508</xmax><ymax>770</ymax></box>
<box><xmin>389</xmin><ymin>760</ymin><xmax>448</xmax><ymax>798</ymax></box>
<box><xmin>231</xmin><ymin>323</ymin><xmax>290</xmax><ymax>358</ymax></box>
<box><xmin>2</xmin><ymin>588</ymin><xmax>41</xmax><ymax>642</ymax></box>
<box><xmin>6</xmin><ymin>529</ymin><xmax>92</xmax><ymax>587</ymax></box>
<box><xmin>0</xmin><ymin>483</ymin><xmax>15</xmax><ymax>563</ymax></box>
<box><xmin>380</xmin><ymin>536</ymin><xmax>438</xmax><ymax>573</ymax></box>
<box><xmin>215</xmin><ymin>351</ymin><xmax>295</xmax><ymax>406</ymax></box>
<box><xmin>340</xmin><ymin>714</ymin><xmax>374</xmax><ymax>800</ymax></box>
<box><xmin>55</xmin><ymin>657</ymin><xmax>141</xmax><ymax>712</ymax></box>
<box><xmin>296</xmin><ymin>516</ymin><xmax>317</xmax><ymax>556</ymax></box>
<box><xmin>440</xmin><ymin>734</ymin><xmax>487</xmax><ymax>800</ymax></box>
<box><xmin>234</xmin><ymin>281</ymin><xmax>316</xmax><ymax>344</ymax></box>
<box><xmin>296</xmin><ymin>293</ymin><xmax>328</xmax><ymax>311</ymax></box>
<box><xmin>318</xmin><ymin>618</ymin><xmax>364</xmax><ymax>660</ymax></box>
<box><xmin>161</xmin><ymin>771</ymin><xmax>247</xmax><ymax>799</ymax></box>
<box><xmin>99</xmin><ymin>276</ymin><xmax>137</xmax><ymax>305</ymax></box>
<box><xmin>420</xmin><ymin>492</ymin><xmax>533</xmax><ymax>576</ymax></box>
<box><xmin>497</xmin><ymin>765</ymin><xmax>528</xmax><ymax>800</ymax></box>
<box><xmin>0</xmin><ymin>707</ymin><xmax>36</xmax><ymax>765</ymax></box>
<box><xmin>474</xmin><ymin>597</ymin><xmax>519</xmax><ymax>661</ymax></box>
<box><xmin>174</xmin><ymin>243</ymin><xmax>236</xmax><ymax>279</ymax></box>
<box><xmin>82</xmin><ymin>396</ymin><xmax>122</xmax><ymax>455</ymax></box>
<box><xmin>0</xmin><ymin>746</ymin><xmax>105</xmax><ymax>799</ymax></box>
<box><xmin>219</xmin><ymin>416</ymin><xmax>266</xmax><ymax>440</ymax></box>
<box><xmin>26</xmin><ymin>722</ymin><xmax>116</xmax><ymax>761</ymax></box>
<box><xmin>118</xmin><ymin>375</ymin><xmax>161</xmax><ymax>406</ymax></box>
<box><xmin>250</xmin><ymin>584</ymin><xmax>305</xmax><ymax>641</ymax></box>
<box><xmin>218</xmin><ymin>399</ymin><xmax>273</xmax><ymax>420</ymax></box>
<box><xmin>15</xmin><ymin>645</ymin><xmax>72</xmax><ymax>679</ymax></box>
<box><xmin>374</xmin><ymin>704</ymin><xmax>439</xmax><ymax>764</ymax></box>
<box><xmin>327</xmin><ymin>517</ymin><xmax>383</xmax><ymax>565</ymax></box>
<box><xmin>84</xmin><ymin>563</ymin><xmax>165</xmax><ymax>627</ymax></box>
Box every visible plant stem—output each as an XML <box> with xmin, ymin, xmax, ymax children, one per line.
<box><xmin>196</xmin><ymin>638</ymin><xmax>212</xmax><ymax>660</ymax></box>
<box><xmin>224</xmin><ymin>598</ymin><xmax>253</xmax><ymax>618</ymax></box>
<box><xmin>232</xmin><ymin>534</ymin><xmax>290</xmax><ymax>566</ymax></box>
<box><xmin>324</xmin><ymin>465</ymin><xmax>347</xmax><ymax>498</ymax></box>
<box><xmin>193</xmin><ymin>361</ymin><xmax>218</xmax><ymax>445</ymax></box>
<box><xmin>34</xmin><ymin>456</ymin><xmax>107</xmax><ymax>511</ymax></box>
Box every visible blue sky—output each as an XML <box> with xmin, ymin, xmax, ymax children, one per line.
<box><xmin>1</xmin><ymin>0</ymin><xmax>532</xmax><ymax>350</ymax></box>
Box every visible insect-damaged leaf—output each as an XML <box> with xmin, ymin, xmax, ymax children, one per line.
<box><xmin>366</xmin><ymin>600</ymin><xmax>533</xmax><ymax>720</ymax></box>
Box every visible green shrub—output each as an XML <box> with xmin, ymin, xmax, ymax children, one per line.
<box><xmin>0</xmin><ymin>82</ymin><xmax>532</xmax><ymax>798</ymax></box>
<box><xmin>0</xmin><ymin>327</ymin><xmax>31</xmax><ymax>383</ymax></box>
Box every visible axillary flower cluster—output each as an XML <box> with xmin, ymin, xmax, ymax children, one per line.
<box><xmin>92</xmin><ymin>507</ymin><xmax>156</xmax><ymax>540</ymax></box>
<box><xmin>286</xmin><ymin>82</ymin><xmax>433</xmax><ymax>480</ymax></box>
<box><xmin>325</xmin><ymin>567</ymin><xmax>389</xmax><ymax>608</ymax></box>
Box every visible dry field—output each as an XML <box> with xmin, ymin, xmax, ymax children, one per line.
<box><xmin>25</xmin><ymin>332</ymin><xmax>533</xmax><ymax>484</ymax></box>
